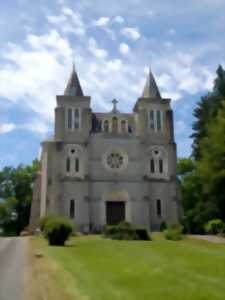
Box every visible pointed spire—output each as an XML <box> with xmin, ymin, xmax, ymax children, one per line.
<box><xmin>64</xmin><ymin>63</ymin><xmax>84</xmax><ymax>96</ymax></box>
<box><xmin>142</xmin><ymin>67</ymin><xmax>161</xmax><ymax>99</ymax></box>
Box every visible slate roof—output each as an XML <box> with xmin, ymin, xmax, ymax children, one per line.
<box><xmin>142</xmin><ymin>69</ymin><xmax>161</xmax><ymax>99</ymax></box>
<box><xmin>64</xmin><ymin>65</ymin><xmax>84</xmax><ymax>97</ymax></box>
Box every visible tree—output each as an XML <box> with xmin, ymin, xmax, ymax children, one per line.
<box><xmin>197</xmin><ymin>102</ymin><xmax>225</xmax><ymax>221</ymax></box>
<box><xmin>191</xmin><ymin>65</ymin><xmax>225</xmax><ymax>160</ymax></box>
<box><xmin>0</xmin><ymin>160</ymin><xmax>39</xmax><ymax>235</ymax></box>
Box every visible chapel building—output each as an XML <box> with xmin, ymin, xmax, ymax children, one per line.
<box><xmin>30</xmin><ymin>66</ymin><xmax>182</xmax><ymax>232</ymax></box>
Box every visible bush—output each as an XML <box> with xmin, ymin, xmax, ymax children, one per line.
<box><xmin>39</xmin><ymin>215</ymin><xmax>54</xmax><ymax>232</ymax></box>
<box><xmin>160</xmin><ymin>221</ymin><xmax>167</xmax><ymax>232</ymax></box>
<box><xmin>103</xmin><ymin>222</ymin><xmax>151</xmax><ymax>241</ymax></box>
<box><xmin>204</xmin><ymin>219</ymin><xmax>225</xmax><ymax>235</ymax></box>
<box><xmin>43</xmin><ymin>216</ymin><xmax>73</xmax><ymax>246</ymax></box>
<box><xmin>135</xmin><ymin>227</ymin><xmax>151</xmax><ymax>241</ymax></box>
<box><xmin>163</xmin><ymin>223</ymin><xmax>183</xmax><ymax>241</ymax></box>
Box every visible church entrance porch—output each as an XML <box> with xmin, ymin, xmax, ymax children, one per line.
<box><xmin>106</xmin><ymin>201</ymin><xmax>125</xmax><ymax>225</ymax></box>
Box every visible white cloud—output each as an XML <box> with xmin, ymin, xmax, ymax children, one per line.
<box><xmin>106</xmin><ymin>59</ymin><xmax>122</xmax><ymax>72</ymax></box>
<box><xmin>0</xmin><ymin>123</ymin><xmax>15</xmax><ymax>134</ymax></box>
<box><xmin>88</xmin><ymin>38</ymin><xmax>108</xmax><ymax>59</ymax></box>
<box><xmin>0</xmin><ymin>29</ymin><xmax>74</xmax><ymax>120</ymax></box>
<box><xmin>47</xmin><ymin>7</ymin><xmax>85</xmax><ymax>36</ymax></box>
<box><xmin>114</xmin><ymin>16</ymin><xmax>124</xmax><ymax>24</ymax></box>
<box><xmin>121</xmin><ymin>27</ymin><xmax>141</xmax><ymax>40</ymax></box>
<box><xmin>161</xmin><ymin>91</ymin><xmax>182</xmax><ymax>101</ymax></box>
<box><xmin>119</xmin><ymin>43</ymin><xmax>130</xmax><ymax>55</ymax></box>
<box><xmin>21</xmin><ymin>119</ymin><xmax>51</xmax><ymax>136</ymax></box>
<box><xmin>93</xmin><ymin>17</ymin><xmax>110</xmax><ymax>27</ymax></box>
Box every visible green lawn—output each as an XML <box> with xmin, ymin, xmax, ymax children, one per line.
<box><xmin>32</xmin><ymin>234</ymin><xmax>225</xmax><ymax>300</ymax></box>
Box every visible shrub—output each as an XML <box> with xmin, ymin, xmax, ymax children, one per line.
<box><xmin>135</xmin><ymin>227</ymin><xmax>151</xmax><ymax>240</ymax></box>
<box><xmin>39</xmin><ymin>215</ymin><xmax>54</xmax><ymax>232</ymax></box>
<box><xmin>204</xmin><ymin>219</ymin><xmax>225</xmax><ymax>235</ymax></box>
<box><xmin>43</xmin><ymin>216</ymin><xmax>73</xmax><ymax>246</ymax></box>
<box><xmin>160</xmin><ymin>221</ymin><xmax>167</xmax><ymax>232</ymax></box>
<box><xmin>103</xmin><ymin>222</ymin><xmax>151</xmax><ymax>241</ymax></box>
<box><xmin>164</xmin><ymin>222</ymin><xmax>183</xmax><ymax>241</ymax></box>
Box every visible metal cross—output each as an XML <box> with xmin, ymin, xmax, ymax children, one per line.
<box><xmin>112</xmin><ymin>99</ymin><xmax>118</xmax><ymax>112</ymax></box>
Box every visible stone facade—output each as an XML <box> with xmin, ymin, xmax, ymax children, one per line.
<box><xmin>30</xmin><ymin>66</ymin><xmax>182</xmax><ymax>232</ymax></box>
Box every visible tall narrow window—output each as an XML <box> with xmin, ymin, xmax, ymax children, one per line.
<box><xmin>67</xmin><ymin>108</ymin><xmax>72</xmax><ymax>130</ymax></box>
<box><xmin>121</xmin><ymin>120</ymin><xmax>127</xmax><ymax>133</ymax></box>
<box><xmin>74</xmin><ymin>108</ymin><xmax>80</xmax><ymax>129</ymax></box>
<box><xmin>157</xmin><ymin>110</ymin><xmax>162</xmax><ymax>131</ymax></box>
<box><xmin>112</xmin><ymin>117</ymin><xmax>118</xmax><ymax>133</ymax></box>
<box><xmin>104</xmin><ymin>120</ymin><xmax>109</xmax><ymax>133</ymax></box>
<box><xmin>150</xmin><ymin>110</ymin><xmax>155</xmax><ymax>130</ymax></box>
<box><xmin>66</xmin><ymin>157</ymin><xmax>70</xmax><ymax>172</ymax></box>
<box><xmin>159</xmin><ymin>159</ymin><xmax>163</xmax><ymax>173</ymax></box>
<box><xmin>150</xmin><ymin>159</ymin><xmax>155</xmax><ymax>173</ymax></box>
<box><xmin>70</xmin><ymin>199</ymin><xmax>75</xmax><ymax>219</ymax></box>
<box><xmin>156</xmin><ymin>199</ymin><xmax>162</xmax><ymax>218</ymax></box>
<box><xmin>75</xmin><ymin>158</ymin><xmax>79</xmax><ymax>172</ymax></box>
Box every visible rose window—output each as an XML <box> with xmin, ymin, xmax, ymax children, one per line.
<box><xmin>107</xmin><ymin>153</ymin><xmax>124</xmax><ymax>169</ymax></box>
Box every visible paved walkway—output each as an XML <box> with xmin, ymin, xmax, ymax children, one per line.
<box><xmin>188</xmin><ymin>234</ymin><xmax>225</xmax><ymax>244</ymax></box>
<box><xmin>0</xmin><ymin>237</ymin><xmax>29</xmax><ymax>300</ymax></box>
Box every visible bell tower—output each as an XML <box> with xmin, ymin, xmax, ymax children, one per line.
<box><xmin>134</xmin><ymin>68</ymin><xmax>174</xmax><ymax>144</ymax></box>
<box><xmin>54</xmin><ymin>65</ymin><xmax>91</xmax><ymax>143</ymax></box>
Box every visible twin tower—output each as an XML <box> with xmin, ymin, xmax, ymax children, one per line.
<box><xmin>30</xmin><ymin>66</ymin><xmax>182</xmax><ymax>232</ymax></box>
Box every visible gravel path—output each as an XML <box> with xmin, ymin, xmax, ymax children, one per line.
<box><xmin>188</xmin><ymin>234</ymin><xmax>225</xmax><ymax>244</ymax></box>
<box><xmin>0</xmin><ymin>237</ymin><xmax>29</xmax><ymax>300</ymax></box>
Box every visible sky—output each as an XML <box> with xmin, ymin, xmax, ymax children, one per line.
<box><xmin>0</xmin><ymin>0</ymin><xmax>225</xmax><ymax>169</ymax></box>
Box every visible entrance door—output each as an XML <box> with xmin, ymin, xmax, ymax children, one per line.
<box><xmin>106</xmin><ymin>201</ymin><xmax>125</xmax><ymax>225</ymax></box>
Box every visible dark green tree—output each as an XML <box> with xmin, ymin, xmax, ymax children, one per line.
<box><xmin>191</xmin><ymin>65</ymin><xmax>225</xmax><ymax>160</ymax></box>
<box><xmin>0</xmin><ymin>160</ymin><xmax>39</xmax><ymax>235</ymax></box>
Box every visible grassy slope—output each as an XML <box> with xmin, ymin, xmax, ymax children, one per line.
<box><xmin>31</xmin><ymin>234</ymin><xmax>225</xmax><ymax>300</ymax></box>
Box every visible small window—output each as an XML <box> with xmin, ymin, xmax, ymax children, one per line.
<box><xmin>150</xmin><ymin>110</ymin><xmax>155</xmax><ymax>130</ymax></box>
<box><xmin>121</xmin><ymin>120</ymin><xmax>127</xmax><ymax>133</ymax></box>
<box><xmin>112</xmin><ymin>117</ymin><xmax>118</xmax><ymax>133</ymax></box>
<box><xmin>70</xmin><ymin>199</ymin><xmax>75</xmax><ymax>219</ymax></box>
<box><xmin>159</xmin><ymin>159</ymin><xmax>163</xmax><ymax>173</ymax></box>
<box><xmin>75</xmin><ymin>158</ymin><xmax>79</xmax><ymax>172</ymax></box>
<box><xmin>157</xmin><ymin>110</ymin><xmax>162</xmax><ymax>131</ymax></box>
<box><xmin>104</xmin><ymin>120</ymin><xmax>109</xmax><ymax>133</ymax></box>
<box><xmin>74</xmin><ymin>108</ymin><xmax>80</xmax><ymax>129</ymax></box>
<box><xmin>66</xmin><ymin>157</ymin><xmax>70</xmax><ymax>172</ymax></box>
<box><xmin>150</xmin><ymin>159</ymin><xmax>155</xmax><ymax>173</ymax></box>
<box><xmin>156</xmin><ymin>199</ymin><xmax>162</xmax><ymax>218</ymax></box>
<box><xmin>67</xmin><ymin>108</ymin><xmax>72</xmax><ymax>130</ymax></box>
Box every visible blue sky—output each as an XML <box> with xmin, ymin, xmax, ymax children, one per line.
<box><xmin>0</xmin><ymin>0</ymin><xmax>225</xmax><ymax>169</ymax></box>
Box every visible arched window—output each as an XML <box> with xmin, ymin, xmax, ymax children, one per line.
<box><xmin>75</xmin><ymin>158</ymin><xmax>79</xmax><ymax>172</ymax></box>
<box><xmin>112</xmin><ymin>117</ymin><xmax>118</xmax><ymax>133</ymax></box>
<box><xmin>64</xmin><ymin>145</ymin><xmax>83</xmax><ymax>178</ymax></box>
<box><xmin>70</xmin><ymin>199</ymin><xmax>75</xmax><ymax>219</ymax></box>
<box><xmin>67</xmin><ymin>108</ymin><xmax>72</xmax><ymax>130</ymax></box>
<box><xmin>121</xmin><ymin>120</ymin><xmax>127</xmax><ymax>133</ymax></box>
<box><xmin>150</xmin><ymin>159</ymin><xmax>155</xmax><ymax>173</ymax></box>
<box><xmin>149</xmin><ymin>110</ymin><xmax>155</xmax><ymax>130</ymax></box>
<box><xmin>149</xmin><ymin>110</ymin><xmax>163</xmax><ymax>131</ymax></box>
<box><xmin>149</xmin><ymin>147</ymin><xmax>168</xmax><ymax>177</ymax></box>
<box><xmin>159</xmin><ymin>159</ymin><xmax>163</xmax><ymax>173</ymax></box>
<box><xmin>104</xmin><ymin>120</ymin><xmax>109</xmax><ymax>133</ymax></box>
<box><xmin>156</xmin><ymin>199</ymin><xmax>162</xmax><ymax>218</ymax></box>
<box><xmin>66</xmin><ymin>157</ymin><xmax>70</xmax><ymax>173</ymax></box>
<box><xmin>157</xmin><ymin>110</ymin><xmax>162</xmax><ymax>131</ymax></box>
<box><xmin>66</xmin><ymin>108</ymin><xmax>81</xmax><ymax>130</ymax></box>
<box><xmin>74</xmin><ymin>108</ymin><xmax>80</xmax><ymax>129</ymax></box>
